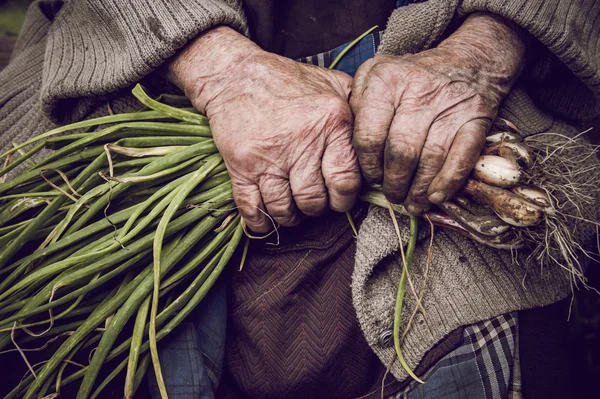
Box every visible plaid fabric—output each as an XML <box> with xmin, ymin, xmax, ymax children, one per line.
<box><xmin>389</xmin><ymin>313</ymin><xmax>522</xmax><ymax>399</ymax></box>
<box><xmin>296</xmin><ymin>31</ymin><xmax>384</xmax><ymax>77</ymax></box>
<box><xmin>149</xmin><ymin>274</ymin><xmax>228</xmax><ymax>399</ymax></box>
<box><xmin>295</xmin><ymin>0</ymin><xmax>412</xmax><ymax>76</ymax></box>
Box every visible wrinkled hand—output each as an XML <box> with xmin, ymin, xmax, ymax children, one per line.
<box><xmin>168</xmin><ymin>27</ymin><xmax>360</xmax><ymax>232</ymax></box>
<box><xmin>350</xmin><ymin>13</ymin><xmax>527</xmax><ymax>214</ymax></box>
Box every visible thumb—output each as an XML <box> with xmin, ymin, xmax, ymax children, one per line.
<box><xmin>322</xmin><ymin>129</ymin><xmax>362</xmax><ymax>212</ymax></box>
<box><xmin>231</xmin><ymin>180</ymin><xmax>271</xmax><ymax>233</ymax></box>
<box><xmin>349</xmin><ymin>58</ymin><xmax>375</xmax><ymax>111</ymax></box>
<box><xmin>327</xmin><ymin>69</ymin><xmax>353</xmax><ymax>100</ymax></box>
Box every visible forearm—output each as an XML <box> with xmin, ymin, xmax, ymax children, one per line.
<box><xmin>437</xmin><ymin>12</ymin><xmax>528</xmax><ymax>101</ymax></box>
<box><xmin>166</xmin><ymin>26</ymin><xmax>262</xmax><ymax>113</ymax></box>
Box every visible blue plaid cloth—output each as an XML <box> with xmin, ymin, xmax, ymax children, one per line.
<box><xmin>390</xmin><ymin>313</ymin><xmax>521</xmax><ymax>399</ymax></box>
<box><xmin>296</xmin><ymin>31</ymin><xmax>384</xmax><ymax>77</ymax></box>
<box><xmin>296</xmin><ymin>0</ymin><xmax>410</xmax><ymax>76</ymax></box>
<box><xmin>152</xmin><ymin>0</ymin><xmax>522</xmax><ymax>397</ymax></box>
<box><xmin>149</xmin><ymin>275</ymin><xmax>228</xmax><ymax>399</ymax></box>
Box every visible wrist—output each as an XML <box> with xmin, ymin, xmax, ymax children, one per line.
<box><xmin>166</xmin><ymin>26</ymin><xmax>262</xmax><ymax>113</ymax></box>
<box><xmin>438</xmin><ymin>12</ymin><xmax>527</xmax><ymax>100</ymax></box>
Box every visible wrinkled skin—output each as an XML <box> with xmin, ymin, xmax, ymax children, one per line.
<box><xmin>167</xmin><ymin>13</ymin><xmax>527</xmax><ymax>229</ymax></box>
<box><xmin>168</xmin><ymin>27</ymin><xmax>360</xmax><ymax>232</ymax></box>
<box><xmin>351</xmin><ymin>13</ymin><xmax>527</xmax><ymax>214</ymax></box>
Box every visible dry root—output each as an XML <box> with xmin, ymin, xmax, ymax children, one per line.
<box><xmin>520</xmin><ymin>131</ymin><xmax>600</xmax><ymax>288</ymax></box>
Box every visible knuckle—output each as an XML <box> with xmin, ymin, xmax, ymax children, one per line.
<box><xmin>384</xmin><ymin>140</ymin><xmax>419</xmax><ymax>170</ymax></box>
<box><xmin>324</xmin><ymin>96</ymin><xmax>352</xmax><ymax>120</ymax></box>
<box><xmin>383</xmin><ymin>183</ymin><xmax>408</xmax><ymax>204</ymax></box>
<box><xmin>327</xmin><ymin>174</ymin><xmax>361</xmax><ymax>199</ymax></box>
<box><xmin>296</xmin><ymin>196</ymin><xmax>328</xmax><ymax>216</ymax></box>
<box><xmin>292</xmin><ymin>181</ymin><xmax>328</xmax><ymax>216</ymax></box>
<box><xmin>318</xmin><ymin>98</ymin><xmax>353</xmax><ymax>133</ymax></box>
<box><xmin>408</xmin><ymin>180</ymin><xmax>432</xmax><ymax>204</ymax></box>
<box><xmin>274</xmin><ymin>212</ymin><xmax>301</xmax><ymax>227</ymax></box>
<box><xmin>331</xmin><ymin>70</ymin><xmax>352</xmax><ymax>90</ymax></box>
<box><xmin>263</xmin><ymin>194</ymin><xmax>293</xmax><ymax>216</ymax></box>
<box><xmin>353</xmin><ymin>134</ymin><xmax>383</xmax><ymax>157</ymax></box>
<box><xmin>422</xmin><ymin>140</ymin><xmax>449</xmax><ymax>159</ymax></box>
<box><xmin>239</xmin><ymin>206</ymin><xmax>264</xmax><ymax>225</ymax></box>
<box><xmin>259</xmin><ymin>177</ymin><xmax>293</xmax><ymax>211</ymax></box>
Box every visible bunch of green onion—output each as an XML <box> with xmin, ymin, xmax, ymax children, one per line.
<box><xmin>0</xmin><ymin>85</ymin><xmax>243</xmax><ymax>399</ymax></box>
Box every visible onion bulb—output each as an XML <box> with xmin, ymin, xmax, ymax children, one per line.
<box><xmin>484</xmin><ymin>142</ymin><xmax>533</xmax><ymax>169</ymax></box>
<box><xmin>486</xmin><ymin>131</ymin><xmax>522</xmax><ymax>144</ymax></box>
<box><xmin>511</xmin><ymin>186</ymin><xmax>553</xmax><ymax>210</ymax></box>
<box><xmin>472</xmin><ymin>155</ymin><xmax>521</xmax><ymax>188</ymax></box>
<box><xmin>463</xmin><ymin>179</ymin><xmax>543</xmax><ymax>227</ymax></box>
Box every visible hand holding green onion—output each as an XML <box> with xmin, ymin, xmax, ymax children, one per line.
<box><xmin>167</xmin><ymin>26</ymin><xmax>362</xmax><ymax>233</ymax></box>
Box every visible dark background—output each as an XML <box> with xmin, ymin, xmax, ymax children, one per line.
<box><xmin>0</xmin><ymin>0</ymin><xmax>599</xmax><ymax>397</ymax></box>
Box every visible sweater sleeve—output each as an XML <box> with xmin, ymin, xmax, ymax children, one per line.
<box><xmin>457</xmin><ymin>0</ymin><xmax>600</xmax><ymax>121</ymax></box>
<box><xmin>40</xmin><ymin>0</ymin><xmax>248</xmax><ymax>123</ymax></box>
<box><xmin>379</xmin><ymin>0</ymin><xmax>600</xmax><ymax>121</ymax></box>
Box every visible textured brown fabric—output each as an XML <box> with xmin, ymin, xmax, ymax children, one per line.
<box><xmin>217</xmin><ymin>199</ymin><xmax>466</xmax><ymax>399</ymax></box>
<box><xmin>218</xmin><ymin>204</ymin><xmax>391</xmax><ymax>399</ymax></box>
<box><xmin>242</xmin><ymin>0</ymin><xmax>396</xmax><ymax>58</ymax></box>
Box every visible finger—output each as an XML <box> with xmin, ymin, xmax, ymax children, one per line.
<box><xmin>352</xmin><ymin>75</ymin><xmax>395</xmax><ymax>183</ymax></box>
<box><xmin>259</xmin><ymin>174</ymin><xmax>302</xmax><ymax>227</ymax></box>
<box><xmin>427</xmin><ymin>118</ymin><xmax>489</xmax><ymax>204</ymax></box>
<box><xmin>231</xmin><ymin>181</ymin><xmax>271</xmax><ymax>233</ymax></box>
<box><xmin>289</xmin><ymin>160</ymin><xmax>328</xmax><ymax>217</ymax></box>
<box><xmin>349</xmin><ymin>58</ymin><xmax>375</xmax><ymax>110</ymax></box>
<box><xmin>382</xmin><ymin>109</ymin><xmax>432</xmax><ymax>204</ymax></box>
<box><xmin>322</xmin><ymin>130</ymin><xmax>362</xmax><ymax>212</ymax></box>
<box><xmin>402</xmin><ymin>118</ymin><xmax>459</xmax><ymax>214</ymax></box>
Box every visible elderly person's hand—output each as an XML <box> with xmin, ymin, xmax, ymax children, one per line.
<box><xmin>350</xmin><ymin>12</ymin><xmax>528</xmax><ymax>215</ymax></box>
<box><xmin>167</xmin><ymin>27</ymin><xmax>360</xmax><ymax>233</ymax></box>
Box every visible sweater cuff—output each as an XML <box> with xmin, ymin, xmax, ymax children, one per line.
<box><xmin>40</xmin><ymin>0</ymin><xmax>248</xmax><ymax>123</ymax></box>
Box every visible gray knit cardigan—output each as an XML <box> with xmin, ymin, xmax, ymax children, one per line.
<box><xmin>1</xmin><ymin>0</ymin><xmax>599</xmax><ymax>383</ymax></box>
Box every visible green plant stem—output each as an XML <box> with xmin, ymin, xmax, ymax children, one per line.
<box><xmin>0</xmin><ymin>110</ymin><xmax>194</xmax><ymax>161</ymax></box>
<box><xmin>393</xmin><ymin>215</ymin><xmax>425</xmax><ymax>384</ymax></box>
<box><xmin>329</xmin><ymin>25</ymin><xmax>379</xmax><ymax>70</ymax></box>
<box><xmin>327</xmin><ymin>25</ymin><xmax>378</xmax><ymax>237</ymax></box>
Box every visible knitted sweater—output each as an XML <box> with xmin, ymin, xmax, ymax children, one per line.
<box><xmin>1</xmin><ymin>0</ymin><xmax>599</xmax><ymax>384</ymax></box>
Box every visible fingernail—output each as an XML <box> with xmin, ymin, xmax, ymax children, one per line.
<box><xmin>407</xmin><ymin>203</ymin><xmax>424</xmax><ymax>215</ymax></box>
<box><xmin>428</xmin><ymin>192</ymin><xmax>447</xmax><ymax>204</ymax></box>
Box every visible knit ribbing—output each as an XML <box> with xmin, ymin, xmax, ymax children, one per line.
<box><xmin>379</xmin><ymin>0</ymin><xmax>459</xmax><ymax>56</ymax></box>
<box><xmin>39</xmin><ymin>0</ymin><xmax>248</xmax><ymax>124</ymax></box>
<box><xmin>0</xmin><ymin>14</ymin><xmax>55</xmax><ymax>154</ymax></box>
